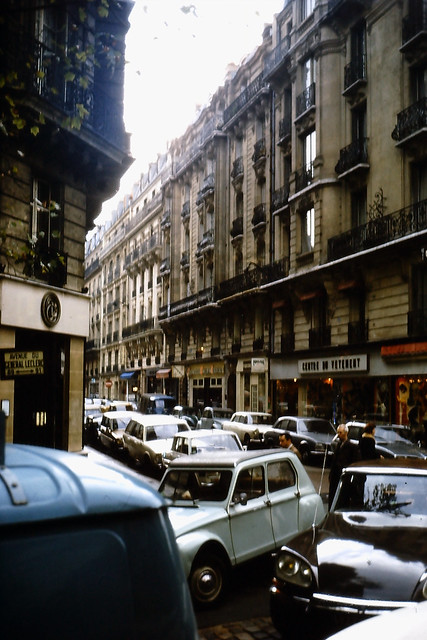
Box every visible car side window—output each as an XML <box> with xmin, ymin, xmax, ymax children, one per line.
<box><xmin>126</xmin><ymin>420</ymin><xmax>136</xmax><ymax>436</ymax></box>
<box><xmin>234</xmin><ymin>466</ymin><xmax>265</xmax><ymax>501</ymax></box>
<box><xmin>267</xmin><ymin>461</ymin><xmax>296</xmax><ymax>493</ymax></box>
<box><xmin>287</xmin><ymin>420</ymin><xmax>296</xmax><ymax>432</ymax></box>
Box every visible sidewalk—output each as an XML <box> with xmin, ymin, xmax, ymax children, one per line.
<box><xmin>199</xmin><ymin>617</ymin><xmax>281</xmax><ymax>640</ymax></box>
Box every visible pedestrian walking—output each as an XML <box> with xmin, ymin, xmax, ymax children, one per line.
<box><xmin>328</xmin><ymin>423</ymin><xmax>360</xmax><ymax>509</ymax></box>
<box><xmin>279</xmin><ymin>431</ymin><xmax>302</xmax><ymax>461</ymax></box>
<box><xmin>359</xmin><ymin>421</ymin><xmax>380</xmax><ymax>460</ymax></box>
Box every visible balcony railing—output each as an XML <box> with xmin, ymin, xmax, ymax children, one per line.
<box><xmin>216</xmin><ymin>258</ymin><xmax>288</xmax><ymax>299</ymax></box>
<box><xmin>343</xmin><ymin>54</ymin><xmax>366</xmax><ymax>94</ymax></box>
<box><xmin>180</xmin><ymin>250</ymin><xmax>190</xmax><ymax>269</ymax></box>
<box><xmin>296</xmin><ymin>83</ymin><xmax>315</xmax><ymax>119</ymax></box>
<box><xmin>230</xmin><ymin>217</ymin><xmax>244</xmax><ymax>238</ymax></box>
<box><xmin>159</xmin><ymin>257</ymin><xmax>170</xmax><ymax>276</ymax></box>
<box><xmin>401</xmin><ymin>1</ymin><xmax>427</xmax><ymax>49</ymax></box>
<box><xmin>295</xmin><ymin>162</ymin><xmax>314</xmax><ymax>192</ymax></box>
<box><xmin>264</xmin><ymin>36</ymin><xmax>291</xmax><ymax>77</ymax></box>
<box><xmin>391</xmin><ymin>97</ymin><xmax>427</xmax><ymax>145</ymax></box>
<box><xmin>408</xmin><ymin>310</ymin><xmax>427</xmax><ymax>337</ymax></box>
<box><xmin>122</xmin><ymin>318</ymin><xmax>157</xmax><ymax>339</ymax></box>
<box><xmin>328</xmin><ymin>199</ymin><xmax>427</xmax><ymax>261</ymax></box>
<box><xmin>335</xmin><ymin>138</ymin><xmax>369</xmax><ymax>176</ymax></box>
<box><xmin>159</xmin><ymin>287</ymin><xmax>215</xmax><ymax>320</ymax></box>
<box><xmin>252</xmin><ymin>203</ymin><xmax>267</xmax><ymax>227</ymax></box>
<box><xmin>223</xmin><ymin>73</ymin><xmax>266</xmax><ymax>124</ymax></box>
<box><xmin>196</xmin><ymin>229</ymin><xmax>214</xmax><ymax>256</ymax></box>
<box><xmin>231</xmin><ymin>156</ymin><xmax>244</xmax><ymax>180</ymax></box>
<box><xmin>181</xmin><ymin>200</ymin><xmax>190</xmax><ymax>222</ymax></box>
<box><xmin>271</xmin><ymin>185</ymin><xmax>290</xmax><ymax>213</ymax></box>
<box><xmin>309</xmin><ymin>326</ymin><xmax>331</xmax><ymax>348</ymax></box>
<box><xmin>278</xmin><ymin>117</ymin><xmax>292</xmax><ymax>145</ymax></box>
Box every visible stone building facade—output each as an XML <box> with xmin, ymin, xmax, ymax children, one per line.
<box><xmin>85</xmin><ymin>0</ymin><xmax>427</xmax><ymax>436</ymax></box>
<box><xmin>0</xmin><ymin>0</ymin><xmax>133</xmax><ymax>450</ymax></box>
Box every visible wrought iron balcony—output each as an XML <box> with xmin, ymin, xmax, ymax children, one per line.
<box><xmin>295</xmin><ymin>162</ymin><xmax>314</xmax><ymax>192</ymax></box>
<box><xmin>223</xmin><ymin>72</ymin><xmax>266</xmax><ymax>124</ymax></box>
<box><xmin>401</xmin><ymin>1</ymin><xmax>427</xmax><ymax>53</ymax></box>
<box><xmin>230</xmin><ymin>217</ymin><xmax>244</xmax><ymax>238</ymax></box>
<box><xmin>296</xmin><ymin>83</ymin><xmax>315</xmax><ymax>119</ymax></box>
<box><xmin>408</xmin><ymin>310</ymin><xmax>427</xmax><ymax>337</ymax></box>
<box><xmin>343</xmin><ymin>54</ymin><xmax>367</xmax><ymax>95</ymax></box>
<box><xmin>181</xmin><ymin>200</ymin><xmax>190</xmax><ymax>222</ymax></box>
<box><xmin>278</xmin><ymin>118</ymin><xmax>292</xmax><ymax>146</ymax></box>
<box><xmin>253</xmin><ymin>337</ymin><xmax>264</xmax><ymax>351</ymax></box>
<box><xmin>309</xmin><ymin>326</ymin><xmax>331</xmax><ymax>348</ymax></box>
<box><xmin>159</xmin><ymin>287</ymin><xmax>215</xmax><ymax>320</ymax></box>
<box><xmin>252</xmin><ymin>203</ymin><xmax>267</xmax><ymax>228</ymax></box>
<box><xmin>264</xmin><ymin>36</ymin><xmax>291</xmax><ymax>78</ymax></box>
<box><xmin>159</xmin><ymin>257</ymin><xmax>170</xmax><ymax>276</ymax></box>
<box><xmin>180</xmin><ymin>250</ymin><xmax>190</xmax><ymax>269</ymax></box>
<box><xmin>231</xmin><ymin>156</ymin><xmax>244</xmax><ymax>180</ymax></box>
<box><xmin>328</xmin><ymin>198</ymin><xmax>427</xmax><ymax>261</ymax></box>
<box><xmin>196</xmin><ymin>229</ymin><xmax>214</xmax><ymax>257</ymax></box>
<box><xmin>391</xmin><ymin>97</ymin><xmax>427</xmax><ymax>147</ymax></box>
<box><xmin>160</xmin><ymin>210</ymin><xmax>171</xmax><ymax>230</ymax></box>
<box><xmin>271</xmin><ymin>185</ymin><xmax>290</xmax><ymax>214</ymax></box>
<box><xmin>216</xmin><ymin>258</ymin><xmax>288</xmax><ymax>300</ymax></box>
<box><xmin>252</xmin><ymin>138</ymin><xmax>267</xmax><ymax>165</ymax></box>
<box><xmin>348</xmin><ymin>320</ymin><xmax>369</xmax><ymax>344</ymax></box>
<box><xmin>335</xmin><ymin>138</ymin><xmax>369</xmax><ymax>177</ymax></box>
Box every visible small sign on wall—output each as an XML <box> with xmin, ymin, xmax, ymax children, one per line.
<box><xmin>0</xmin><ymin>350</ymin><xmax>44</xmax><ymax>379</ymax></box>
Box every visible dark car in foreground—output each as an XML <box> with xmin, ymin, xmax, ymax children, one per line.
<box><xmin>273</xmin><ymin>416</ymin><xmax>336</xmax><ymax>463</ymax></box>
<box><xmin>346</xmin><ymin>421</ymin><xmax>427</xmax><ymax>459</ymax></box>
<box><xmin>0</xmin><ymin>439</ymin><xmax>197</xmax><ymax>639</ymax></box>
<box><xmin>270</xmin><ymin>458</ymin><xmax>427</xmax><ymax>640</ymax></box>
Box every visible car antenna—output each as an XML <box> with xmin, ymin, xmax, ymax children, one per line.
<box><xmin>311</xmin><ymin>446</ymin><xmax>329</xmax><ymax>543</ymax></box>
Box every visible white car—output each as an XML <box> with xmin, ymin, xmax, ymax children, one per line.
<box><xmin>222</xmin><ymin>411</ymin><xmax>275</xmax><ymax>445</ymax></box>
<box><xmin>158</xmin><ymin>449</ymin><xmax>325</xmax><ymax>606</ymax></box>
<box><xmin>163</xmin><ymin>429</ymin><xmax>243</xmax><ymax>467</ymax></box>
<box><xmin>98</xmin><ymin>410</ymin><xmax>141</xmax><ymax>453</ymax></box>
<box><xmin>122</xmin><ymin>414</ymin><xmax>190</xmax><ymax>472</ymax></box>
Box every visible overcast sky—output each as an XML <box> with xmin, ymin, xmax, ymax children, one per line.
<box><xmin>96</xmin><ymin>0</ymin><xmax>284</xmax><ymax>225</ymax></box>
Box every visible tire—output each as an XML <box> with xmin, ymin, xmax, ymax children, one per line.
<box><xmin>300</xmin><ymin>447</ymin><xmax>310</xmax><ymax>464</ymax></box>
<box><xmin>189</xmin><ymin>552</ymin><xmax>228</xmax><ymax>607</ymax></box>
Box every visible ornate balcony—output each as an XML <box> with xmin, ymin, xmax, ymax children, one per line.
<box><xmin>278</xmin><ymin>117</ymin><xmax>292</xmax><ymax>148</ymax></box>
<box><xmin>230</xmin><ymin>217</ymin><xmax>244</xmax><ymax>239</ymax></box>
<box><xmin>335</xmin><ymin>138</ymin><xmax>369</xmax><ymax>178</ymax></box>
<box><xmin>160</xmin><ymin>210</ymin><xmax>171</xmax><ymax>230</ymax></box>
<box><xmin>296</xmin><ymin>83</ymin><xmax>315</xmax><ymax>119</ymax></box>
<box><xmin>159</xmin><ymin>287</ymin><xmax>215</xmax><ymax>320</ymax></box>
<box><xmin>328</xmin><ymin>198</ymin><xmax>427</xmax><ymax>261</ymax></box>
<box><xmin>159</xmin><ymin>257</ymin><xmax>170</xmax><ymax>276</ymax></box>
<box><xmin>294</xmin><ymin>162</ymin><xmax>314</xmax><ymax>192</ymax></box>
<box><xmin>223</xmin><ymin>72</ymin><xmax>266</xmax><ymax>125</ymax></box>
<box><xmin>231</xmin><ymin>156</ymin><xmax>244</xmax><ymax>192</ymax></box>
<box><xmin>264</xmin><ymin>36</ymin><xmax>291</xmax><ymax>79</ymax></box>
<box><xmin>252</xmin><ymin>203</ymin><xmax>267</xmax><ymax>232</ymax></box>
<box><xmin>196</xmin><ymin>229</ymin><xmax>214</xmax><ymax>259</ymax></box>
<box><xmin>391</xmin><ymin>97</ymin><xmax>427</xmax><ymax>152</ymax></box>
<box><xmin>180</xmin><ymin>250</ymin><xmax>190</xmax><ymax>270</ymax></box>
<box><xmin>343</xmin><ymin>54</ymin><xmax>367</xmax><ymax>97</ymax></box>
<box><xmin>271</xmin><ymin>185</ymin><xmax>290</xmax><ymax>215</ymax></box>
<box><xmin>181</xmin><ymin>200</ymin><xmax>190</xmax><ymax>222</ymax></box>
<box><xmin>400</xmin><ymin>1</ymin><xmax>427</xmax><ymax>60</ymax></box>
<box><xmin>216</xmin><ymin>258</ymin><xmax>288</xmax><ymax>300</ymax></box>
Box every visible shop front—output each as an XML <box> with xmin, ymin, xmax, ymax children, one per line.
<box><xmin>271</xmin><ymin>345</ymin><xmax>427</xmax><ymax>442</ymax></box>
<box><xmin>188</xmin><ymin>361</ymin><xmax>225</xmax><ymax>410</ymax></box>
<box><xmin>235</xmin><ymin>357</ymin><xmax>270</xmax><ymax>414</ymax></box>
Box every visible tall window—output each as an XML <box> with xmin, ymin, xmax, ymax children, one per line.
<box><xmin>301</xmin><ymin>207</ymin><xmax>315</xmax><ymax>253</ymax></box>
<box><xmin>301</xmin><ymin>0</ymin><xmax>315</xmax><ymax>21</ymax></box>
<box><xmin>302</xmin><ymin>129</ymin><xmax>316</xmax><ymax>184</ymax></box>
<box><xmin>31</xmin><ymin>178</ymin><xmax>62</xmax><ymax>253</ymax></box>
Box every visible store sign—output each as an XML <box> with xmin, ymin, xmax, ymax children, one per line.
<box><xmin>0</xmin><ymin>350</ymin><xmax>44</xmax><ymax>379</ymax></box>
<box><xmin>298</xmin><ymin>354</ymin><xmax>368</xmax><ymax>375</ymax></box>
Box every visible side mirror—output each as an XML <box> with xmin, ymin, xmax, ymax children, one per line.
<box><xmin>232</xmin><ymin>492</ymin><xmax>248</xmax><ymax>506</ymax></box>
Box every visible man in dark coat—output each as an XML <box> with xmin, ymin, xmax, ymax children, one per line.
<box><xmin>328</xmin><ymin>423</ymin><xmax>360</xmax><ymax>509</ymax></box>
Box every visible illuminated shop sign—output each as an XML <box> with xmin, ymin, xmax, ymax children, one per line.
<box><xmin>298</xmin><ymin>354</ymin><xmax>368</xmax><ymax>375</ymax></box>
<box><xmin>0</xmin><ymin>350</ymin><xmax>44</xmax><ymax>379</ymax></box>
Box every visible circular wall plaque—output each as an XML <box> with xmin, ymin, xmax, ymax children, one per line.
<box><xmin>41</xmin><ymin>292</ymin><xmax>61</xmax><ymax>327</ymax></box>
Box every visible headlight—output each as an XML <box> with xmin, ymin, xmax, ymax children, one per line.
<box><xmin>275</xmin><ymin>552</ymin><xmax>313</xmax><ymax>588</ymax></box>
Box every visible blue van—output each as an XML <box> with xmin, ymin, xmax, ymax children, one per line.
<box><xmin>0</xmin><ymin>435</ymin><xmax>197</xmax><ymax>639</ymax></box>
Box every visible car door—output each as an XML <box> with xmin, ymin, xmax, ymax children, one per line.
<box><xmin>227</xmin><ymin>464</ymin><xmax>275</xmax><ymax>563</ymax></box>
<box><xmin>266</xmin><ymin>459</ymin><xmax>300</xmax><ymax>546</ymax></box>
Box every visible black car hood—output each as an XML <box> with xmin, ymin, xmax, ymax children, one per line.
<box><xmin>286</xmin><ymin>512</ymin><xmax>427</xmax><ymax>601</ymax></box>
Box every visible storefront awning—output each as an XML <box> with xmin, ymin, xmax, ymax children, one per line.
<box><xmin>381</xmin><ymin>342</ymin><xmax>427</xmax><ymax>359</ymax></box>
<box><xmin>156</xmin><ymin>368</ymin><xmax>171</xmax><ymax>379</ymax></box>
<box><xmin>120</xmin><ymin>370</ymin><xmax>139</xmax><ymax>380</ymax></box>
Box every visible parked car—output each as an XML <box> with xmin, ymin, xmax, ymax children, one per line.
<box><xmin>325</xmin><ymin>601</ymin><xmax>427</xmax><ymax>640</ymax></box>
<box><xmin>138</xmin><ymin>392</ymin><xmax>176</xmax><ymax>415</ymax></box>
<box><xmin>98</xmin><ymin>410</ymin><xmax>140</xmax><ymax>453</ymax></box>
<box><xmin>83</xmin><ymin>403</ymin><xmax>103</xmax><ymax>445</ymax></box>
<box><xmin>0</xmin><ymin>441</ymin><xmax>198</xmax><ymax>639</ymax></box>
<box><xmin>273</xmin><ymin>416</ymin><xmax>336</xmax><ymax>463</ymax></box>
<box><xmin>101</xmin><ymin>400</ymin><xmax>135</xmax><ymax>412</ymax></box>
<box><xmin>270</xmin><ymin>458</ymin><xmax>427</xmax><ymax>640</ymax></box>
<box><xmin>197</xmin><ymin>406</ymin><xmax>234</xmax><ymax>429</ymax></box>
<box><xmin>346</xmin><ymin>421</ymin><xmax>427</xmax><ymax>459</ymax></box>
<box><xmin>163</xmin><ymin>428</ymin><xmax>243</xmax><ymax>467</ymax></box>
<box><xmin>172</xmin><ymin>405</ymin><xmax>199</xmax><ymax>429</ymax></box>
<box><xmin>122</xmin><ymin>414</ymin><xmax>190</xmax><ymax>472</ymax></box>
<box><xmin>222</xmin><ymin>411</ymin><xmax>275</xmax><ymax>445</ymax></box>
<box><xmin>158</xmin><ymin>449</ymin><xmax>325</xmax><ymax>606</ymax></box>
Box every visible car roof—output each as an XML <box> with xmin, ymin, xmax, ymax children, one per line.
<box><xmin>128</xmin><ymin>414</ymin><xmax>188</xmax><ymax>426</ymax></box>
<box><xmin>345</xmin><ymin>458</ymin><xmax>427</xmax><ymax>473</ymax></box>
<box><xmin>233</xmin><ymin>411</ymin><xmax>272</xmax><ymax>416</ymax></box>
<box><xmin>173</xmin><ymin>429</ymin><xmax>238</xmax><ymax>440</ymax></box>
<box><xmin>167</xmin><ymin>448</ymin><xmax>297</xmax><ymax>469</ymax></box>
<box><xmin>101</xmin><ymin>410</ymin><xmax>141</xmax><ymax>419</ymax></box>
<box><xmin>1</xmin><ymin>444</ymin><xmax>164</xmax><ymax>525</ymax></box>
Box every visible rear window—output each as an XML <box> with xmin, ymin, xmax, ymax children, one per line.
<box><xmin>160</xmin><ymin>469</ymin><xmax>232</xmax><ymax>502</ymax></box>
<box><xmin>302</xmin><ymin>419</ymin><xmax>335</xmax><ymax>435</ymax></box>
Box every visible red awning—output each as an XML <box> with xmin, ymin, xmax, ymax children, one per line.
<box><xmin>381</xmin><ymin>342</ymin><xmax>427</xmax><ymax>358</ymax></box>
<box><xmin>155</xmin><ymin>368</ymin><xmax>171</xmax><ymax>379</ymax></box>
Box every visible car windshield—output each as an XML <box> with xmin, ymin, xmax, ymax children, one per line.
<box><xmin>335</xmin><ymin>472</ymin><xmax>427</xmax><ymax>516</ymax></box>
<box><xmin>190</xmin><ymin>434</ymin><xmax>240</xmax><ymax>453</ymax></box>
<box><xmin>213</xmin><ymin>410</ymin><xmax>232</xmax><ymax>419</ymax></box>
<box><xmin>301</xmin><ymin>419</ymin><xmax>335</xmax><ymax>435</ymax></box>
<box><xmin>159</xmin><ymin>469</ymin><xmax>233</xmax><ymax>502</ymax></box>
<box><xmin>155</xmin><ymin>398</ymin><xmax>176</xmax><ymax>413</ymax></box>
<box><xmin>375</xmin><ymin>426</ymin><xmax>412</xmax><ymax>443</ymax></box>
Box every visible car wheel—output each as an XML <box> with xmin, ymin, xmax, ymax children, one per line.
<box><xmin>189</xmin><ymin>552</ymin><xmax>228</xmax><ymax>607</ymax></box>
<box><xmin>300</xmin><ymin>447</ymin><xmax>310</xmax><ymax>464</ymax></box>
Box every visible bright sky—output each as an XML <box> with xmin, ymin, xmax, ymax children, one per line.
<box><xmin>96</xmin><ymin>0</ymin><xmax>284</xmax><ymax>226</ymax></box>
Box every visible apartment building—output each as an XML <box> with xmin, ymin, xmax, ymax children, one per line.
<box><xmin>85</xmin><ymin>0</ymin><xmax>426</xmax><ymax>435</ymax></box>
<box><xmin>0</xmin><ymin>0</ymin><xmax>133</xmax><ymax>450</ymax></box>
